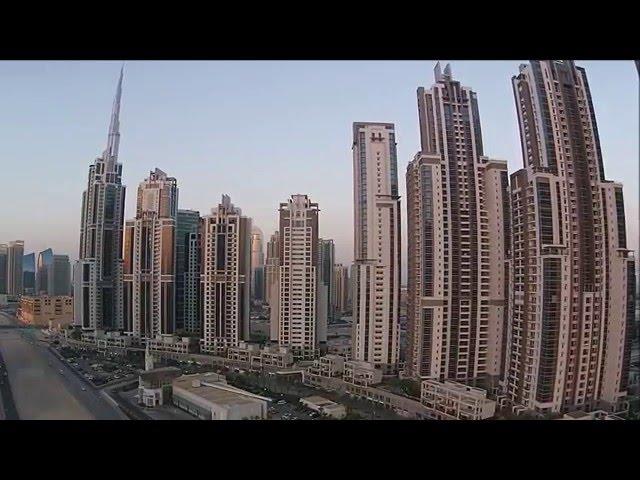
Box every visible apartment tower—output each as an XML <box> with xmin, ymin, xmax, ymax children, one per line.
<box><xmin>352</xmin><ymin>122</ymin><xmax>401</xmax><ymax>374</ymax></box>
<box><xmin>74</xmin><ymin>68</ymin><xmax>126</xmax><ymax>331</ymax></box>
<box><xmin>505</xmin><ymin>60</ymin><xmax>635</xmax><ymax>414</ymax></box>
<box><xmin>200</xmin><ymin>195</ymin><xmax>251</xmax><ymax>354</ymax></box>
<box><xmin>405</xmin><ymin>64</ymin><xmax>510</xmax><ymax>386</ymax></box>
<box><xmin>123</xmin><ymin>168</ymin><xmax>178</xmax><ymax>338</ymax></box>
<box><xmin>277</xmin><ymin>194</ymin><xmax>324</xmax><ymax>359</ymax></box>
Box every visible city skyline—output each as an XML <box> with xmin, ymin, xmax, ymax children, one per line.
<box><xmin>0</xmin><ymin>61</ymin><xmax>636</xmax><ymax>274</ymax></box>
<box><xmin>0</xmin><ymin>59</ymin><xmax>637</xmax><ymax>422</ymax></box>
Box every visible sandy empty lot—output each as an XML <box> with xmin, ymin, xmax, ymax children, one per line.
<box><xmin>0</xmin><ymin>329</ymin><xmax>94</xmax><ymax>420</ymax></box>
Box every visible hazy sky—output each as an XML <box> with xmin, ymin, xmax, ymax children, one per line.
<box><xmin>0</xmin><ymin>60</ymin><xmax>637</xmax><ymax>270</ymax></box>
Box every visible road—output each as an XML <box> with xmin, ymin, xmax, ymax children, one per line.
<box><xmin>0</xmin><ymin>311</ymin><xmax>126</xmax><ymax>420</ymax></box>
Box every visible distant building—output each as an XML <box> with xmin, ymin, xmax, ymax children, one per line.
<box><xmin>18</xmin><ymin>295</ymin><xmax>73</xmax><ymax>328</ymax></box>
<box><xmin>265</xmin><ymin>231</ymin><xmax>280</xmax><ymax>341</ymax></box>
<box><xmin>176</xmin><ymin>209</ymin><xmax>201</xmax><ymax>334</ymax></box>
<box><xmin>35</xmin><ymin>250</ymin><xmax>70</xmax><ymax>296</ymax></box>
<box><xmin>251</xmin><ymin>226</ymin><xmax>265</xmax><ymax>301</ymax></box>
<box><xmin>36</xmin><ymin>248</ymin><xmax>53</xmax><ymax>294</ymax></box>
<box><xmin>420</xmin><ymin>379</ymin><xmax>496</xmax><ymax>420</ymax></box>
<box><xmin>0</xmin><ymin>244</ymin><xmax>7</xmax><ymax>294</ymax></box>
<box><xmin>318</xmin><ymin>239</ymin><xmax>335</xmax><ymax>320</ymax></box>
<box><xmin>352</xmin><ymin>122</ymin><xmax>401</xmax><ymax>374</ymax></box>
<box><xmin>22</xmin><ymin>253</ymin><xmax>36</xmax><ymax>294</ymax></box>
<box><xmin>7</xmin><ymin>240</ymin><xmax>24</xmax><ymax>296</ymax></box>
<box><xmin>172</xmin><ymin>373</ymin><xmax>270</xmax><ymax>420</ymax></box>
<box><xmin>200</xmin><ymin>196</ymin><xmax>251</xmax><ymax>354</ymax></box>
<box><xmin>332</xmin><ymin>264</ymin><xmax>350</xmax><ymax>314</ymax></box>
<box><xmin>50</xmin><ymin>255</ymin><xmax>70</xmax><ymax>296</ymax></box>
<box><xmin>123</xmin><ymin>168</ymin><xmax>178</xmax><ymax>339</ymax></box>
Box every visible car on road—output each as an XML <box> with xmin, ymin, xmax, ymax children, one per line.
<box><xmin>81</xmin><ymin>386</ymin><xmax>86</xmax><ymax>391</ymax></box>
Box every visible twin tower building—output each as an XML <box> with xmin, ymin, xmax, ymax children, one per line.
<box><xmin>74</xmin><ymin>60</ymin><xmax>635</xmax><ymax>415</ymax></box>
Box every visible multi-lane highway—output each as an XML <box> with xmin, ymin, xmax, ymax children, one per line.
<box><xmin>0</xmin><ymin>311</ymin><xmax>126</xmax><ymax>420</ymax></box>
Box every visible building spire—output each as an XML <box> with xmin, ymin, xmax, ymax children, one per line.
<box><xmin>104</xmin><ymin>64</ymin><xmax>124</xmax><ymax>170</ymax></box>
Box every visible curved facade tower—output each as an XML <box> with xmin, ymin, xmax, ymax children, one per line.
<box><xmin>405</xmin><ymin>64</ymin><xmax>510</xmax><ymax>385</ymax></box>
<box><xmin>505</xmin><ymin>61</ymin><xmax>635</xmax><ymax>414</ymax></box>
<box><xmin>74</xmin><ymin>68</ymin><xmax>126</xmax><ymax>331</ymax></box>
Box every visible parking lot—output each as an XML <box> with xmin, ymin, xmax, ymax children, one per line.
<box><xmin>52</xmin><ymin>344</ymin><xmax>143</xmax><ymax>387</ymax></box>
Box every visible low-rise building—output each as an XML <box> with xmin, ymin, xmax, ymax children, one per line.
<box><xmin>147</xmin><ymin>335</ymin><xmax>200</xmax><ymax>354</ymax></box>
<box><xmin>172</xmin><ymin>373</ymin><xmax>270</xmax><ymax>420</ymax></box>
<box><xmin>343</xmin><ymin>360</ymin><xmax>382</xmax><ymax>387</ymax></box>
<box><xmin>226</xmin><ymin>342</ymin><xmax>294</xmax><ymax>370</ymax></box>
<box><xmin>420</xmin><ymin>380</ymin><xmax>496</xmax><ymax>420</ymax></box>
<box><xmin>300</xmin><ymin>395</ymin><xmax>346</xmax><ymax>419</ymax></box>
<box><xmin>138</xmin><ymin>367</ymin><xmax>182</xmax><ymax>407</ymax></box>
<box><xmin>256</xmin><ymin>344</ymin><xmax>294</xmax><ymax>369</ymax></box>
<box><xmin>327</xmin><ymin>341</ymin><xmax>351</xmax><ymax>359</ymax></box>
<box><xmin>97</xmin><ymin>331</ymin><xmax>135</xmax><ymax>349</ymax></box>
<box><xmin>81</xmin><ymin>330</ymin><xmax>98</xmax><ymax>343</ymax></box>
<box><xmin>18</xmin><ymin>295</ymin><xmax>73</xmax><ymax>328</ymax></box>
<box><xmin>307</xmin><ymin>354</ymin><xmax>345</xmax><ymax>378</ymax></box>
<box><xmin>227</xmin><ymin>341</ymin><xmax>261</xmax><ymax>364</ymax></box>
<box><xmin>560</xmin><ymin>410</ymin><xmax>625</xmax><ymax>421</ymax></box>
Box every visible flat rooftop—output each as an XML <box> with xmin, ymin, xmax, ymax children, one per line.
<box><xmin>301</xmin><ymin>396</ymin><xmax>341</xmax><ymax>408</ymax></box>
<box><xmin>139</xmin><ymin>367</ymin><xmax>182</xmax><ymax>383</ymax></box>
<box><xmin>173</xmin><ymin>373</ymin><xmax>271</xmax><ymax>408</ymax></box>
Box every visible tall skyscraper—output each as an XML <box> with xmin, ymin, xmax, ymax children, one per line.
<box><xmin>23</xmin><ymin>252</ymin><xmax>36</xmax><ymax>294</ymax></box>
<box><xmin>351</xmin><ymin>122</ymin><xmax>401</xmax><ymax>374</ymax></box>
<box><xmin>0</xmin><ymin>244</ymin><xmax>7</xmax><ymax>294</ymax></box>
<box><xmin>505</xmin><ymin>60</ymin><xmax>635</xmax><ymax>414</ymax></box>
<box><xmin>332</xmin><ymin>263</ymin><xmax>350</xmax><ymax>315</ymax></box>
<box><xmin>74</xmin><ymin>68</ymin><xmax>126</xmax><ymax>331</ymax></box>
<box><xmin>277</xmin><ymin>194</ymin><xmax>324</xmax><ymax>359</ymax></box>
<box><xmin>251</xmin><ymin>226</ymin><xmax>265</xmax><ymax>302</ymax></box>
<box><xmin>7</xmin><ymin>240</ymin><xmax>25</xmax><ymax>296</ymax></box>
<box><xmin>265</xmin><ymin>231</ymin><xmax>280</xmax><ymax>342</ymax></box>
<box><xmin>405</xmin><ymin>64</ymin><xmax>510</xmax><ymax>385</ymax></box>
<box><xmin>200</xmin><ymin>195</ymin><xmax>251</xmax><ymax>354</ymax></box>
<box><xmin>176</xmin><ymin>209</ymin><xmax>201</xmax><ymax>334</ymax></box>
<box><xmin>123</xmin><ymin>168</ymin><xmax>178</xmax><ymax>339</ymax></box>
<box><xmin>318</xmin><ymin>238</ymin><xmax>335</xmax><ymax>320</ymax></box>
<box><xmin>36</xmin><ymin>248</ymin><xmax>54</xmax><ymax>294</ymax></box>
